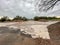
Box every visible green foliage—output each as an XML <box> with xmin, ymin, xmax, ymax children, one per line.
<box><xmin>0</xmin><ymin>16</ymin><xmax>28</xmax><ymax>22</ymax></box>
<box><xmin>34</xmin><ymin>16</ymin><xmax>48</xmax><ymax>21</ymax></box>
<box><xmin>22</xmin><ymin>17</ymin><xmax>28</xmax><ymax>21</ymax></box>
<box><xmin>13</xmin><ymin>16</ymin><xmax>28</xmax><ymax>21</ymax></box>
<box><xmin>34</xmin><ymin>16</ymin><xmax>60</xmax><ymax>21</ymax></box>
<box><xmin>0</xmin><ymin>16</ymin><xmax>11</xmax><ymax>22</ymax></box>
<box><xmin>34</xmin><ymin>16</ymin><xmax>40</xmax><ymax>21</ymax></box>
<box><xmin>13</xmin><ymin>16</ymin><xmax>22</xmax><ymax>20</ymax></box>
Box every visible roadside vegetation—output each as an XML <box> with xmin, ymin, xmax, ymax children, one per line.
<box><xmin>34</xmin><ymin>16</ymin><xmax>60</xmax><ymax>21</ymax></box>
<box><xmin>0</xmin><ymin>16</ymin><xmax>11</xmax><ymax>22</ymax></box>
<box><xmin>13</xmin><ymin>16</ymin><xmax>28</xmax><ymax>21</ymax></box>
<box><xmin>0</xmin><ymin>16</ymin><xmax>60</xmax><ymax>22</ymax></box>
<box><xmin>0</xmin><ymin>16</ymin><xmax>28</xmax><ymax>22</ymax></box>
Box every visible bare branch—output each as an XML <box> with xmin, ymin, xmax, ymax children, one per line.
<box><xmin>35</xmin><ymin>0</ymin><xmax>60</xmax><ymax>12</ymax></box>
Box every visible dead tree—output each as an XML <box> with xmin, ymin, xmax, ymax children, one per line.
<box><xmin>35</xmin><ymin>0</ymin><xmax>60</xmax><ymax>12</ymax></box>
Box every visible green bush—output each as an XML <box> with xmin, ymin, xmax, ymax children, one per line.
<box><xmin>13</xmin><ymin>16</ymin><xmax>28</xmax><ymax>21</ymax></box>
<box><xmin>34</xmin><ymin>16</ymin><xmax>40</xmax><ymax>21</ymax></box>
<box><xmin>22</xmin><ymin>17</ymin><xmax>28</xmax><ymax>21</ymax></box>
<box><xmin>34</xmin><ymin>16</ymin><xmax>59</xmax><ymax>21</ymax></box>
<box><xmin>0</xmin><ymin>16</ymin><xmax>11</xmax><ymax>22</ymax></box>
<box><xmin>13</xmin><ymin>16</ymin><xmax>22</xmax><ymax>20</ymax></box>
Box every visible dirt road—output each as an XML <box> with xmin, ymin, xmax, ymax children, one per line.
<box><xmin>0</xmin><ymin>21</ymin><xmax>59</xmax><ymax>45</ymax></box>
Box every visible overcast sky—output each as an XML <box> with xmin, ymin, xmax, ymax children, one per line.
<box><xmin>0</xmin><ymin>0</ymin><xmax>60</xmax><ymax>18</ymax></box>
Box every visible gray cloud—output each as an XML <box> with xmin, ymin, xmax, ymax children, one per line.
<box><xmin>0</xmin><ymin>0</ymin><xmax>60</xmax><ymax>18</ymax></box>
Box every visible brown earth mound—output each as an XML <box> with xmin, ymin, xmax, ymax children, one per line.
<box><xmin>47</xmin><ymin>22</ymin><xmax>60</xmax><ymax>45</ymax></box>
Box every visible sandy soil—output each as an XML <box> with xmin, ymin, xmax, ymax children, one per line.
<box><xmin>8</xmin><ymin>21</ymin><xmax>57</xmax><ymax>39</ymax></box>
<box><xmin>0</xmin><ymin>21</ymin><xmax>59</xmax><ymax>45</ymax></box>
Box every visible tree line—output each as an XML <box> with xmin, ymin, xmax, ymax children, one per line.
<box><xmin>0</xmin><ymin>16</ymin><xmax>28</xmax><ymax>22</ymax></box>
<box><xmin>0</xmin><ymin>16</ymin><xmax>60</xmax><ymax>22</ymax></box>
<box><xmin>34</xmin><ymin>16</ymin><xmax>60</xmax><ymax>21</ymax></box>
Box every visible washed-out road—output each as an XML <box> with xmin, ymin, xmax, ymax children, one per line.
<box><xmin>0</xmin><ymin>21</ymin><xmax>59</xmax><ymax>45</ymax></box>
<box><xmin>0</xmin><ymin>21</ymin><xmax>58</xmax><ymax>39</ymax></box>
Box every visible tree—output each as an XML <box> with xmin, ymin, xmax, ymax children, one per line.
<box><xmin>13</xmin><ymin>16</ymin><xmax>22</xmax><ymax>20</ymax></box>
<box><xmin>22</xmin><ymin>17</ymin><xmax>28</xmax><ymax>21</ymax></box>
<box><xmin>34</xmin><ymin>16</ymin><xmax>40</xmax><ymax>21</ymax></box>
<box><xmin>0</xmin><ymin>16</ymin><xmax>10</xmax><ymax>22</ymax></box>
<box><xmin>36</xmin><ymin>0</ymin><xmax>60</xmax><ymax>11</ymax></box>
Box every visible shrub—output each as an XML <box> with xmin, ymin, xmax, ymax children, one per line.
<box><xmin>13</xmin><ymin>16</ymin><xmax>22</xmax><ymax>20</ymax></box>
<box><xmin>22</xmin><ymin>17</ymin><xmax>28</xmax><ymax>21</ymax></box>
<box><xmin>34</xmin><ymin>16</ymin><xmax>40</xmax><ymax>21</ymax></box>
<box><xmin>0</xmin><ymin>16</ymin><xmax>11</xmax><ymax>22</ymax></box>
